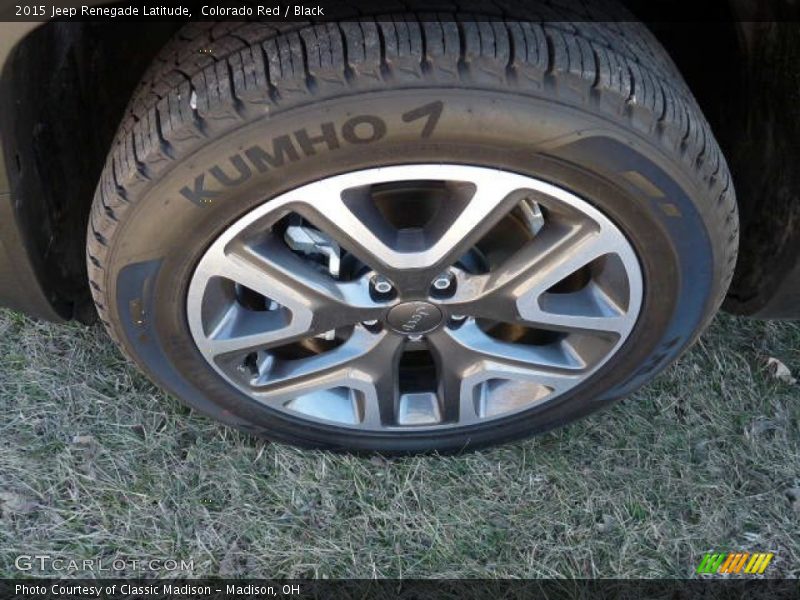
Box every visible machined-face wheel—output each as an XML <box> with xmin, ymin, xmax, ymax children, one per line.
<box><xmin>186</xmin><ymin>165</ymin><xmax>644</xmax><ymax>431</ymax></box>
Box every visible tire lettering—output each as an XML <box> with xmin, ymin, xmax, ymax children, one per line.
<box><xmin>181</xmin><ymin>102</ymin><xmax>443</xmax><ymax>205</ymax></box>
<box><xmin>294</xmin><ymin>122</ymin><xmax>340</xmax><ymax>156</ymax></box>
<box><xmin>180</xmin><ymin>173</ymin><xmax>221</xmax><ymax>206</ymax></box>
<box><xmin>401</xmin><ymin>101</ymin><xmax>443</xmax><ymax>139</ymax></box>
<box><xmin>245</xmin><ymin>135</ymin><xmax>301</xmax><ymax>172</ymax></box>
<box><xmin>209</xmin><ymin>155</ymin><xmax>252</xmax><ymax>187</ymax></box>
<box><xmin>341</xmin><ymin>115</ymin><xmax>387</xmax><ymax>144</ymax></box>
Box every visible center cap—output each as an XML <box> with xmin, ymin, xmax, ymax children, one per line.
<box><xmin>386</xmin><ymin>301</ymin><xmax>443</xmax><ymax>335</ymax></box>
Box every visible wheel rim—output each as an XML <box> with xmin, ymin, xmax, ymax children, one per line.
<box><xmin>186</xmin><ymin>164</ymin><xmax>644</xmax><ymax>431</ymax></box>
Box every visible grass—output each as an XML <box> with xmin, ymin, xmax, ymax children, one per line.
<box><xmin>0</xmin><ymin>308</ymin><xmax>798</xmax><ymax>578</ymax></box>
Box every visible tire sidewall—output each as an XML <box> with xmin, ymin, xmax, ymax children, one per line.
<box><xmin>105</xmin><ymin>89</ymin><xmax>719</xmax><ymax>452</ymax></box>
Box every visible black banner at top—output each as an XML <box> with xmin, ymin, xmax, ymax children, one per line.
<box><xmin>0</xmin><ymin>0</ymin><xmax>797</xmax><ymax>23</ymax></box>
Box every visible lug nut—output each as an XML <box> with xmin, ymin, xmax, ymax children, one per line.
<box><xmin>407</xmin><ymin>334</ymin><xmax>423</xmax><ymax>342</ymax></box>
<box><xmin>450</xmin><ymin>314</ymin><xmax>466</xmax><ymax>321</ymax></box>
<box><xmin>371</xmin><ymin>275</ymin><xmax>393</xmax><ymax>295</ymax></box>
<box><xmin>362</xmin><ymin>319</ymin><xmax>378</xmax><ymax>326</ymax></box>
<box><xmin>432</xmin><ymin>271</ymin><xmax>454</xmax><ymax>291</ymax></box>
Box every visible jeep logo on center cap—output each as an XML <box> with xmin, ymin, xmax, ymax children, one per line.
<box><xmin>386</xmin><ymin>301</ymin><xmax>443</xmax><ymax>334</ymax></box>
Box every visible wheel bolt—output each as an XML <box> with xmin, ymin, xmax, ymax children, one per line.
<box><xmin>432</xmin><ymin>271</ymin><xmax>454</xmax><ymax>291</ymax></box>
<box><xmin>451</xmin><ymin>314</ymin><xmax>466</xmax><ymax>321</ymax></box>
<box><xmin>407</xmin><ymin>334</ymin><xmax>423</xmax><ymax>342</ymax></box>
<box><xmin>362</xmin><ymin>319</ymin><xmax>378</xmax><ymax>326</ymax></box>
<box><xmin>371</xmin><ymin>275</ymin><xmax>393</xmax><ymax>295</ymax></box>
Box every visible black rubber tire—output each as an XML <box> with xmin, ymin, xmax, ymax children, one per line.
<box><xmin>86</xmin><ymin>11</ymin><xmax>738</xmax><ymax>453</ymax></box>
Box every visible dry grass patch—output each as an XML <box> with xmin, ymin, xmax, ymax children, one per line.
<box><xmin>1</xmin><ymin>310</ymin><xmax>798</xmax><ymax>578</ymax></box>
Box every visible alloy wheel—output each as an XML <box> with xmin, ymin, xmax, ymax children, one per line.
<box><xmin>186</xmin><ymin>165</ymin><xmax>643</xmax><ymax>431</ymax></box>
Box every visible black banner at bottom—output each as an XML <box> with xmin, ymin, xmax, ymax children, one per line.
<box><xmin>2</xmin><ymin>579</ymin><xmax>800</xmax><ymax>600</ymax></box>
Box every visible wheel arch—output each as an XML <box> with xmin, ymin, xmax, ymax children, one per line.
<box><xmin>649</xmin><ymin>2</ymin><xmax>800</xmax><ymax>318</ymax></box>
<box><xmin>0</xmin><ymin>19</ymin><xmax>180</xmax><ymax>321</ymax></box>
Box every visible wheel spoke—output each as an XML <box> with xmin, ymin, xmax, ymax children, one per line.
<box><xmin>283</xmin><ymin>165</ymin><xmax>526</xmax><ymax>286</ymax></box>
<box><xmin>431</xmin><ymin>322</ymin><xmax>587</xmax><ymax>375</ymax></box>
<box><xmin>286</xmin><ymin>181</ymin><xmax>402</xmax><ymax>277</ymax></box>
<box><xmin>523</xmin><ymin>284</ymin><xmax>631</xmax><ymax>334</ymax></box>
<box><xmin>360</xmin><ymin>341</ymin><xmax>405</xmax><ymax>428</ymax></box>
<box><xmin>416</xmin><ymin>169</ymin><xmax>528</xmax><ymax>277</ymax></box>
<box><xmin>512</xmin><ymin>227</ymin><xmax>625</xmax><ymax>305</ymax></box>
<box><xmin>252</xmin><ymin>329</ymin><xmax>404</xmax><ymax>425</ymax></box>
<box><xmin>427</xmin><ymin>324</ymin><xmax>582</xmax><ymax>425</ymax></box>
<box><xmin>427</xmin><ymin>332</ymin><xmax>480</xmax><ymax>425</ymax></box>
<box><xmin>457</xmin><ymin>219</ymin><xmax>639</xmax><ymax>335</ymax></box>
<box><xmin>203</xmin><ymin>317</ymin><xmax>305</xmax><ymax>358</ymax></box>
<box><xmin>188</xmin><ymin>237</ymin><xmax>384</xmax><ymax>360</ymax></box>
<box><xmin>230</xmin><ymin>237</ymin><xmax>379</xmax><ymax>317</ymax></box>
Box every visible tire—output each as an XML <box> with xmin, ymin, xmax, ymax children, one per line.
<box><xmin>86</xmin><ymin>11</ymin><xmax>738</xmax><ymax>453</ymax></box>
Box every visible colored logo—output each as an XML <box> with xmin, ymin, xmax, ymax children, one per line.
<box><xmin>696</xmin><ymin>552</ymin><xmax>774</xmax><ymax>575</ymax></box>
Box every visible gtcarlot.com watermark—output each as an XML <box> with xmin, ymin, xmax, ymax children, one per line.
<box><xmin>15</xmin><ymin>554</ymin><xmax>194</xmax><ymax>573</ymax></box>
